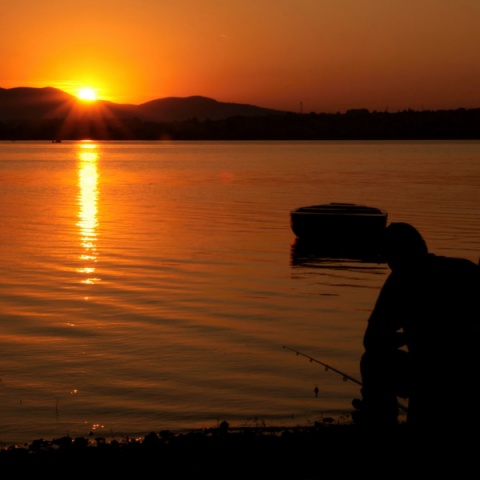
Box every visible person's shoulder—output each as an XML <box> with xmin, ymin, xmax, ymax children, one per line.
<box><xmin>433</xmin><ymin>254</ymin><xmax>478</xmax><ymax>266</ymax></box>
<box><xmin>430</xmin><ymin>254</ymin><xmax>480</xmax><ymax>276</ymax></box>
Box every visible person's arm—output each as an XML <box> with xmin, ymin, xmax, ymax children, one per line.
<box><xmin>363</xmin><ymin>273</ymin><xmax>405</xmax><ymax>353</ymax></box>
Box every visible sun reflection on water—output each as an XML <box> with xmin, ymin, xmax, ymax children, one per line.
<box><xmin>76</xmin><ymin>142</ymin><xmax>100</xmax><ymax>284</ymax></box>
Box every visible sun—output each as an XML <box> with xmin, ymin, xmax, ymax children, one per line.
<box><xmin>77</xmin><ymin>87</ymin><xmax>98</xmax><ymax>102</ymax></box>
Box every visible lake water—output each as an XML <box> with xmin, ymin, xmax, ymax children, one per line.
<box><xmin>1</xmin><ymin>140</ymin><xmax>479</xmax><ymax>446</ymax></box>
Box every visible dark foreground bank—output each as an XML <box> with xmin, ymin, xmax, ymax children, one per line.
<box><xmin>0</xmin><ymin>421</ymin><xmax>474</xmax><ymax>478</ymax></box>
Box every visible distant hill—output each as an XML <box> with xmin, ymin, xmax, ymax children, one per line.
<box><xmin>1</xmin><ymin>86</ymin><xmax>479</xmax><ymax>140</ymax></box>
<box><xmin>0</xmin><ymin>87</ymin><xmax>76</xmax><ymax>121</ymax></box>
<box><xmin>137</xmin><ymin>96</ymin><xmax>286</xmax><ymax>121</ymax></box>
<box><xmin>0</xmin><ymin>86</ymin><xmax>286</xmax><ymax>122</ymax></box>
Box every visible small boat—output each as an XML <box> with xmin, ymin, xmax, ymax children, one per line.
<box><xmin>290</xmin><ymin>202</ymin><xmax>388</xmax><ymax>257</ymax></box>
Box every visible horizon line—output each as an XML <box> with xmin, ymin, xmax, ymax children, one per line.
<box><xmin>1</xmin><ymin>85</ymin><xmax>479</xmax><ymax>115</ymax></box>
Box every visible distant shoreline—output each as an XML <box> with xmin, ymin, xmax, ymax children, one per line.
<box><xmin>2</xmin><ymin>108</ymin><xmax>480</xmax><ymax>141</ymax></box>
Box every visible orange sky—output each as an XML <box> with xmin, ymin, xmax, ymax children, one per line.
<box><xmin>2</xmin><ymin>0</ymin><xmax>480</xmax><ymax>113</ymax></box>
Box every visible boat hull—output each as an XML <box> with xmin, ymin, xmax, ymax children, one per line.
<box><xmin>290</xmin><ymin>202</ymin><xmax>388</xmax><ymax>257</ymax></box>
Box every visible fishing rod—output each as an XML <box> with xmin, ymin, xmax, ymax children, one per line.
<box><xmin>283</xmin><ymin>345</ymin><xmax>408</xmax><ymax>413</ymax></box>
<box><xmin>283</xmin><ymin>345</ymin><xmax>362</xmax><ymax>385</ymax></box>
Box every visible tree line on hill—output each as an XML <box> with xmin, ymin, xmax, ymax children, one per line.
<box><xmin>1</xmin><ymin>107</ymin><xmax>479</xmax><ymax>141</ymax></box>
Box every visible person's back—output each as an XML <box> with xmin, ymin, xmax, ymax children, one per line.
<box><xmin>358</xmin><ymin>223</ymin><xmax>480</xmax><ymax>444</ymax></box>
<box><xmin>400</xmin><ymin>253</ymin><xmax>480</xmax><ymax>434</ymax></box>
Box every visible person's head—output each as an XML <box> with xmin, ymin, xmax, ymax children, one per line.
<box><xmin>383</xmin><ymin>222</ymin><xmax>428</xmax><ymax>271</ymax></box>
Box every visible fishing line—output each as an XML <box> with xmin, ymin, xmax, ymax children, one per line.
<box><xmin>283</xmin><ymin>345</ymin><xmax>408</xmax><ymax>413</ymax></box>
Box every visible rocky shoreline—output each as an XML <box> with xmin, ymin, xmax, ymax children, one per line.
<box><xmin>0</xmin><ymin>420</ymin><xmax>473</xmax><ymax>477</ymax></box>
<box><xmin>0</xmin><ymin>422</ymin><xmax>388</xmax><ymax>474</ymax></box>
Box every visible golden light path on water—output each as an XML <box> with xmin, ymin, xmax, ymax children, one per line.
<box><xmin>76</xmin><ymin>142</ymin><xmax>100</xmax><ymax>285</ymax></box>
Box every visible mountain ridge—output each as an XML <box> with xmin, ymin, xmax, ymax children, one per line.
<box><xmin>1</xmin><ymin>86</ymin><xmax>479</xmax><ymax>141</ymax></box>
<box><xmin>0</xmin><ymin>86</ymin><xmax>286</xmax><ymax>122</ymax></box>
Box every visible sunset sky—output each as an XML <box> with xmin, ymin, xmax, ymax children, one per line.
<box><xmin>2</xmin><ymin>0</ymin><xmax>480</xmax><ymax>113</ymax></box>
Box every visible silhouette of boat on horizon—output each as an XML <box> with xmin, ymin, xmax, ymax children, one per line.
<box><xmin>290</xmin><ymin>202</ymin><xmax>388</xmax><ymax>260</ymax></box>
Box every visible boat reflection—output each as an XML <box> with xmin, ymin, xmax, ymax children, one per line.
<box><xmin>76</xmin><ymin>142</ymin><xmax>100</xmax><ymax>284</ymax></box>
<box><xmin>290</xmin><ymin>237</ymin><xmax>386</xmax><ymax>268</ymax></box>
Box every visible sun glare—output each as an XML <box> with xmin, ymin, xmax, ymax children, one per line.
<box><xmin>77</xmin><ymin>87</ymin><xmax>98</xmax><ymax>102</ymax></box>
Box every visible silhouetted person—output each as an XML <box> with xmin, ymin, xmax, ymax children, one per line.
<box><xmin>355</xmin><ymin>222</ymin><xmax>480</xmax><ymax>446</ymax></box>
